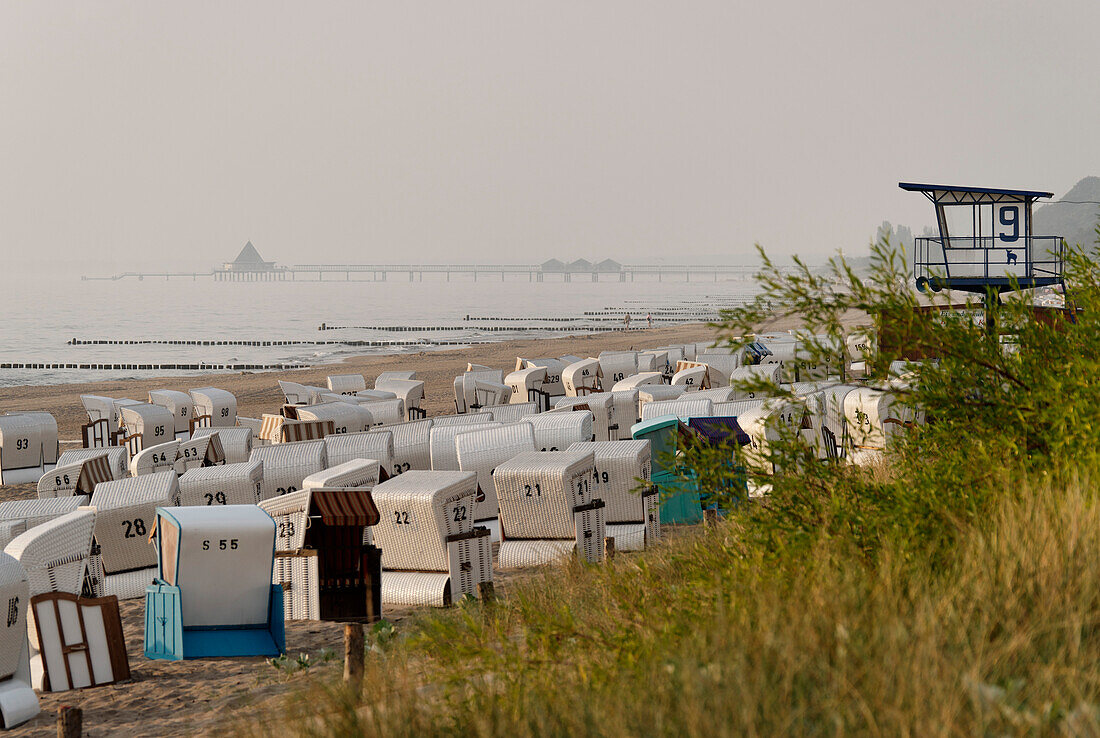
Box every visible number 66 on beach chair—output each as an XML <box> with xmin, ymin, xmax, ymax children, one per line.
<box><xmin>144</xmin><ymin>506</ymin><xmax>285</xmax><ymax>660</ymax></box>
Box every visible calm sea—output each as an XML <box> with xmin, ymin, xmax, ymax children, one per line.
<box><xmin>0</xmin><ymin>272</ymin><xmax>759</xmax><ymax>387</ymax></box>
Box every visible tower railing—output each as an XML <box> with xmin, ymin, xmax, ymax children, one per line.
<box><xmin>914</xmin><ymin>235</ymin><xmax>1064</xmax><ymax>287</ymax></box>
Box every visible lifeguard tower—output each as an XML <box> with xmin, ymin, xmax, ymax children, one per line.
<box><xmin>900</xmin><ymin>182</ymin><xmax>1064</xmax><ymax>296</ymax></box>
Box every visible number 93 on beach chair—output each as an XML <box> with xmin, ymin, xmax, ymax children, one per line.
<box><xmin>144</xmin><ymin>505</ymin><xmax>285</xmax><ymax>660</ymax></box>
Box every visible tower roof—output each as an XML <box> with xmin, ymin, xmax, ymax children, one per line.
<box><xmin>233</xmin><ymin>241</ymin><xmax>267</xmax><ymax>264</ymax></box>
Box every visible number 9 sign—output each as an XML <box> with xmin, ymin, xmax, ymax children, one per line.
<box><xmin>997</xmin><ymin>204</ymin><xmax>1020</xmax><ymax>244</ymax></box>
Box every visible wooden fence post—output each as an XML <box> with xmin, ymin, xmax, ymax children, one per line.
<box><xmin>704</xmin><ymin>508</ymin><xmax>718</xmax><ymax>528</ymax></box>
<box><xmin>604</xmin><ymin>536</ymin><xmax>616</xmax><ymax>561</ymax></box>
<box><xmin>58</xmin><ymin>706</ymin><xmax>82</xmax><ymax>738</ymax></box>
<box><xmin>343</xmin><ymin>623</ymin><xmax>364</xmax><ymax>691</ymax></box>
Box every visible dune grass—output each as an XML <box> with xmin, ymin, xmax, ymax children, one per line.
<box><xmin>241</xmin><ymin>240</ymin><xmax>1100</xmax><ymax>736</ymax></box>
<box><xmin>246</xmin><ymin>471</ymin><xmax>1100</xmax><ymax>737</ymax></box>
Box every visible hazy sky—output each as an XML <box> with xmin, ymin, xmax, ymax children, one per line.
<box><xmin>3</xmin><ymin>1</ymin><xmax>1099</xmax><ymax>274</ymax></box>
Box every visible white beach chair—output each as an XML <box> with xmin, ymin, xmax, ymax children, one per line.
<box><xmin>598</xmin><ymin>352</ymin><xmax>639</xmax><ymax>386</ymax></box>
<box><xmin>56</xmin><ymin>448</ymin><xmax>128</xmax><ymax>481</ymax></box>
<box><xmin>505</xmin><ymin>366</ymin><xmax>549</xmax><ymax>411</ymax></box>
<box><xmin>249</xmin><ymin>440</ymin><xmax>327</xmax><ymax>500</ymax></box>
<box><xmin>385</xmin><ymin>418</ymin><xmax>434</xmax><ymax>476</ymax></box>
<box><xmin>735</xmin><ymin>399</ymin><xmax>815</xmax><ymax>476</ymax></box>
<box><xmin>178</xmin><ymin>459</ymin><xmax>264</xmax><ymax>507</ymax></box>
<box><xmin>696</xmin><ymin>353</ymin><xmax>742</xmax><ymax>386</ymax></box>
<box><xmin>37</xmin><ymin>453</ymin><xmax>112</xmax><ymax>500</ymax></box>
<box><xmin>609</xmin><ymin>390</ymin><xmax>641</xmax><ymax>438</ymax></box>
<box><xmin>303</xmin><ymin>458</ymin><xmax>382</xmax><ymax>492</ymax></box>
<box><xmin>494</xmin><ymin>449</ymin><xmax>605</xmax><ymax>568</ymax></box>
<box><xmin>816</xmin><ymin>384</ymin><xmax>860</xmax><ymax>461</ymax></box>
<box><xmin>372</xmin><ymin>378</ymin><xmax>426</xmax><ymax>420</ymax></box>
<box><xmin>640</xmin><ymin>398</ymin><xmax>715</xmax><ymax>422</ymax></box>
<box><xmin>431</xmin><ymin>412</ymin><xmax>494</xmax><ymax>427</ymax></box>
<box><xmin>453</xmin><ymin>369</ymin><xmax>506</xmax><ymax>413</ymax></box>
<box><xmin>129</xmin><ymin>440</ymin><xmax>180</xmax><ymax>477</ymax></box>
<box><xmin>89</xmin><ymin>471</ymin><xmax>179</xmax><ymax>599</ymax></box>
<box><xmin>236</xmin><ymin>416</ymin><xmax>265</xmax><ymax>444</ymax></box>
<box><xmin>278</xmin><ymin>380</ymin><xmax>326</xmax><ymax>406</ymax></box>
<box><xmin>640</xmin><ymin>350</ymin><xmax>670</xmax><ymax>378</ymax></box>
<box><xmin>352</xmin><ymin>389</ymin><xmax>398</xmax><ymax>402</ymax></box>
<box><xmin>553</xmin><ymin>395</ymin><xmax>615</xmax><ymax>442</ymax></box>
<box><xmin>359</xmin><ymin>398</ymin><xmax>405</xmax><ymax>426</ymax></box>
<box><xmin>148</xmin><ymin>390</ymin><xmax>194</xmax><ymax>440</ymax></box>
<box><xmin>4</xmin><ymin>509</ymin><xmax>95</xmax><ymax>599</ymax></box>
<box><xmin>562</xmin><ymin>358</ymin><xmax>602</xmax><ymax>397</ymax></box>
<box><xmin>259</xmin><ymin>489</ymin><xmax>381</xmax><ymax>622</ymax></box>
<box><xmin>659</xmin><ymin>345</ymin><xmax>687</xmax><ymax>368</ymax></box>
<box><xmin>843</xmin><ymin>387</ymin><xmax>922</xmax><ymax>461</ymax></box>
<box><xmin>637</xmin><ymin>386</ymin><xmax>688</xmax><ymax>417</ymax></box>
<box><xmin>0</xmin><ymin>554</ymin><xmax>39</xmax><ymax>727</ymax></box>
<box><xmin>372</xmin><ymin>471</ymin><xmax>492</xmax><ymax>607</ymax></box>
<box><xmin>326</xmin><ymin>374</ymin><xmax>367</xmax><ymax>395</ymax></box>
<box><xmin>727</xmin><ymin>364</ymin><xmax>784</xmax><ymax>399</ymax></box>
<box><xmin>294</xmin><ymin>401</ymin><xmax>374</xmax><ymax>434</ymax></box>
<box><xmin>463</xmin><ymin>375</ymin><xmax>511</xmax><ymax>411</ymax></box>
<box><xmin>611</xmin><ymin>372</ymin><xmax>664</xmax><ymax>392</ymax></box>
<box><xmin>0</xmin><ymin>498</ymin><xmax>90</xmax><ymax>550</ymax></box>
<box><xmin>691</xmin><ymin>387</ymin><xmax>739</xmax><ymax>402</ymax></box>
<box><xmin>375</xmin><ymin>370</ymin><xmax>417</xmax><ymax>383</ymax></box>
<box><xmin>525</xmin><ymin>411</ymin><xmax>594</xmax><ymax>451</ymax></box>
<box><xmin>455</xmin><ymin>423</ymin><xmax>537</xmax><ymax>539</ymax></box>
<box><xmin>712</xmin><ymin>399</ymin><xmax>766</xmax><ymax>418</ymax></box>
<box><xmin>0</xmin><ymin>413</ymin><xmax>59</xmax><ymax>486</ymax></box>
<box><xmin>178</xmin><ymin>431</ymin><xmax>225</xmax><ymax>470</ymax></box>
<box><xmin>5</xmin><ymin>508</ymin><xmax>99</xmax><ymax>693</ymax></box>
<box><xmin>671</xmin><ymin>363</ymin><xmax>711</xmax><ymax>390</ymax></box>
<box><xmin>119</xmin><ymin>404</ymin><xmax>175</xmax><ymax>454</ymax></box>
<box><xmin>519</xmin><ymin>358</ymin><xmax>567</xmax><ymax>397</ymax></box>
<box><xmin>79</xmin><ymin>395</ymin><xmax>135</xmax><ymax>443</ymax></box>
<box><xmin>567</xmin><ymin>440</ymin><xmax>657</xmax><ymax>551</ymax></box>
<box><xmin>485</xmin><ymin>402</ymin><xmax>539</xmax><ymax>424</ymax></box>
<box><xmin>324</xmin><ymin>430</ymin><xmax>394</xmax><ymax>470</ymax></box>
<box><xmin>299</xmin><ymin>460</ymin><xmax>383</xmax><ymax>547</ymax></box>
<box><xmin>429</xmin><ymin>422</ymin><xmax>502</xmax><ymax>472</ymax></box>
<box><xmin>192</xmin><ymin>426</ymin><xmax>252</xmax><ymax>464</ymax></box>
<box><xmin>188</xmin><ymin>387</ymin><xmax>237</xmax><ymax>429</ymax></box>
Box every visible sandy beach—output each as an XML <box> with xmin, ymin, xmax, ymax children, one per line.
<box><xmin>0</xmin><ymin>324</ymin><xmax>720</xmax><ymax>736</ymax></box>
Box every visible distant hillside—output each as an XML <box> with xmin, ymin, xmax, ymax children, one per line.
<box><xmin>1034</xmin><ymin>176</ymin><xmax>1100</xmax><ymax>252</ymax></box>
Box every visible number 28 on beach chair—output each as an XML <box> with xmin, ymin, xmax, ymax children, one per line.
<box><xmin>144</xmin><ymin>505</ymin><xmax>285</xmax><ymax>659</ymax></box>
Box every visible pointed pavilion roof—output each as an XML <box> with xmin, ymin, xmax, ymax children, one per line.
<box><xmin>233</xmin><ymin>241</ymin><xmax>267</xmax><ymax>264</ymax></box>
